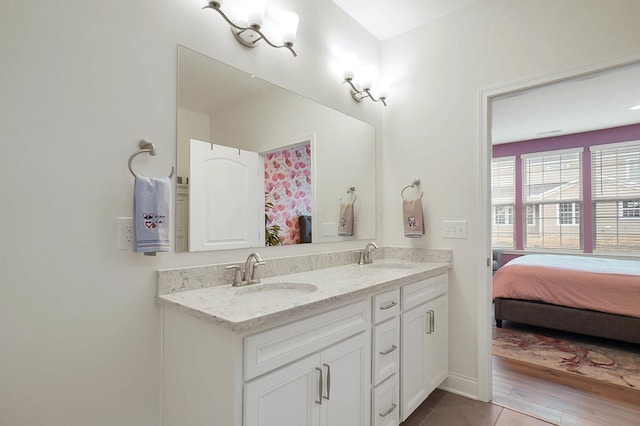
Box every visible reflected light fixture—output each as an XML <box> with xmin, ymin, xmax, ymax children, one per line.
<box><xmin>203</xmin><ymin>0</ymin><xmax>299</xmax><ymax>57</ymax></box>
<box><xmin>342</xmin><ymin>66</ymin><xmax>388</xmax><ymax>106</ymax></box>
<box><xmin>631</xmin><ymin>104</ymin><xmax>640</xmax><ymax>110</ymax></box>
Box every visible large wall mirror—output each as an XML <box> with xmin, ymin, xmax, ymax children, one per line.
<box><xmin>176</xmin><ymin>45</ymin><xmax>376</xmax><ymax>252</ymax></box>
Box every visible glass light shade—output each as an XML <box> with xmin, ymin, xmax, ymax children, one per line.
<box><xmin>631</xmin><ymin>104</ymin><xmax>640</xmax><ymax>110</ymax></box>
<box><xmin>376</xmin><ymin>79</ymin><xmax>389</xmax><ymax>99</ymax></box>
<box><xmin>246</xmin><ymin>0</ymin><xmax>267</xmax><ymax>28</ymax></box>
<box><xmin>342</xmin><ymin>54</ymin><xmax>357</xmax><ymax>81</ymax></box>
<box><xmin>360</xmin><ymin>67</ymin><xmax>374</xmax><ymax>90</ymax></box>
<box><xmin>278</xmin><ymin>11</ymin><xmax>299</xmax><ymax>45</ymax></box>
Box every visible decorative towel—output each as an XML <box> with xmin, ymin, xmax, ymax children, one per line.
<box><xmin>403</xmin><ymin>196</ymin><xmax>425</xmax><ymax>237</ymax></box>
<box><xmin>133</xmin><ymin>176</ymin><xmax>171</xmax><ymax>255</ymax></box>
<box><xmin>338</xmin><ymin>201</ymin><xmax>354</xmax><ymax>236</ymax></box>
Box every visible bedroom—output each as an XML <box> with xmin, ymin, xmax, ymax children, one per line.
<box><xmin>489</xmin><ymin>60</ymin><xmax>640</xmax><ymax>420</ymax></box>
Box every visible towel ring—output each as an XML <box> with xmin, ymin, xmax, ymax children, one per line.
<box><xmin>347</xmin><ymin>186</ymin><xmax>357</xmax><ymax>203</ymax></box>
<box><xmin>128</xmin><ymin>139</ymin><xmax>175</xmax><ymax>179</ymax></box>
<box><xmin>401</xmin><ymin>179</ymin><xmax>423</xmax><ymax>199</ymax></box>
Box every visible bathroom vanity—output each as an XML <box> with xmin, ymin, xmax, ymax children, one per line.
<box><xmin>157</xmin><ymin>248</ymin><xmax>450</xmax><ymax>426</ymax></box>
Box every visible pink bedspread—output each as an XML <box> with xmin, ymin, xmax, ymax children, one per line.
<box><xmin>493</xmin><ymin>262</ymin><xmax>640</xmax><ymax>319</ymax></box>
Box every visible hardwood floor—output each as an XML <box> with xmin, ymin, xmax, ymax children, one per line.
<box><xmin>492</xmin><ymin>355</ymin><xmax>640</xmax><ymax>425</ymax></box>
<box><xmin>400</xmin><ymin>356</ymin><xmax>640</xmax><ymax>425</ymax></box>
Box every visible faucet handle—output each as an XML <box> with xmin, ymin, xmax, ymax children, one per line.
<box><xmin>225</xmin><ymin>265</ymin><xmax>243</xmax><ymax>286</ymax></box>
<box><xmin>356</xmin><ymin>250</ymin><xmax>366</xmax><ymax>265</ymax></box>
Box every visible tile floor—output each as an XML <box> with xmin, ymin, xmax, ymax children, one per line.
<box><xmin>400</xmin><ymin>389</ymin><xmax>552</xmax><ymax>426</ymax></box>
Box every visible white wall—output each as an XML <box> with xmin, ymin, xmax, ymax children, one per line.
<box><xmin>381</xmin><ymin>0</ymin><xmax>640</xmax><ymax>396</ymax></box>
<box><xmin>0</xmin><ymin>1</ymin><xmax>381</xmax><ymax>425</ymax></box>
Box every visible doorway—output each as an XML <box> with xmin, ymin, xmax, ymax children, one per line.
<box><xmin>478</xmin><ymin>54</ymin><xmax>640</xmax><ymax>402</ymax></box>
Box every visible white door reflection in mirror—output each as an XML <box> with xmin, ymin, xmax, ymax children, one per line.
<box><xmin>189</xmin><ymin>140</ymin><xmax>263</xmax><ymax>251</ymax></box>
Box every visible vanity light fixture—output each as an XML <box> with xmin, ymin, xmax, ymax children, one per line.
<box><xmin>343</xmin><ymin>68</ymin><xmax>388</xmax><ymax>106</ymax></box>
<box><xmin>203</xmin><ymin>0</ymin><xmax>299</xmax><ymax>57</ymax></box>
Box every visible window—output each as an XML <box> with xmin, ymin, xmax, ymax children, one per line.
<box><xmin>522</xmin><ymin>149</ymin><xmax>582</xmax><ymax>250</ymax></box>
<box><xmin>491</xmin><ymin>157</ymin><xmax>515</xmax><ymax>247</ymax></box>
<box><xmin>558</xmin><ymin>202</ymin><xmax>580</xmax><ymax>225</ymax></box>
<box><xmin>525</xmin><ymin>205</ymin><xmax>538</xmax><ymax>226</ymax></box>
<box><xmin>494</xmin><ymin>205</ymin><xmax>513</xmax><ymax>224</ymax></box>
<box><xmin>592</xmin><ymin>141</ymin><xmax>640</xmax><ymax>251</ymax></box>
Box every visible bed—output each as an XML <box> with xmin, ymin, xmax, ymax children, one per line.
<box><xmin>492</xmin><ymin>254</ymin><xmax>640</xmax><ymax>345</ymax></box>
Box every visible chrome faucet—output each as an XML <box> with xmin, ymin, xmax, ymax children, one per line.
<box><xmin>225</xmin><ymin>252</ymin><xmax>267</xmax><ymax>286</ymax></box>
<box><xmin>357</xmin><ymin>241</ymin><xmax>379</xmax><ymax>265</ymax></box>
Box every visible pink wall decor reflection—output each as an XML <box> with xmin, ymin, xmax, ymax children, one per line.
<box><xmin>265</xmin><ymin>143</ymin><xmax>312</xmax><ymax>244</ymax></box>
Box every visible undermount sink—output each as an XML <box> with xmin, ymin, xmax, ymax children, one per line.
<box><xmin>234</xmin><ymin>282</ymin><xmax>318</xmax><ymax>301</ymax></box>
<box><xmin>364</xmin><ymin>262</ymin><xmax>416</xmax><ymax>270</ymax></box>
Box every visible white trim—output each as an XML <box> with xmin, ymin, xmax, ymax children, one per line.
<box><xmin>521</xmin><ymin>147</ymin><xmax>584</xmax><ymax>159</ymax></box>
<box><xmin>478</xmin><ymin>52</ymin><xmax>640</xmax><ymax>406</ymax></box>
<box><xmin>589</xmin><ymin>139</ymin><xmax>640</xmax><ymax>152</ymax></box>
<box><xmin>439</xmin><ymin>373</ymin><xmax>479</xmax><ymax>400</ymax></box>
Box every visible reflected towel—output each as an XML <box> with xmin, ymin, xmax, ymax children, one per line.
<box><xmin>133</xmin><ymin>176</ymin><xmax>171</xmax><ymax>255</ymax></box>
<box><xmin>403</xmin><ymin>197</ymin><xmax>425</xmax><ymax>237</ymax></box>
<box><xmin>338</xmin><ymin>201</ymin><xmax>354</xmax><ymax>236</ymax></box>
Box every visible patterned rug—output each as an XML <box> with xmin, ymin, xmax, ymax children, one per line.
<box><xmin>492</xmin><ymin>325</ymin><xmax>640</xmax><ymax>390</ymax></box>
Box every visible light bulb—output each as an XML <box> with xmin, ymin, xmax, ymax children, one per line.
<box><xmin>278</xmin><ymin>11</ymin><xmax>299</xmax><ymax>45</ymax></box>
<box><xmin>246</xmin><ymin>0</ymin><xmax>267</xmax><ymax>28</ymax></box>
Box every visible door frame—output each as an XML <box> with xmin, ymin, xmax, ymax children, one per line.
<box><xmin>476</xmin><ymin>53</ymin><xmax>640</xmax><ymax>402</ymax></box>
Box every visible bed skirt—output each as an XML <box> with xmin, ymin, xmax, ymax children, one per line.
<box><xmin>494</xmin><ymin>298</ymin><xmax>640</xmax><ymax>345</ymax></box>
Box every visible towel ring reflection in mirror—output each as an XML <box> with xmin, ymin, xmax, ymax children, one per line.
<box><xmin>128</xmin><ymin>139</ymin><xmax>175</xmax><ymax>179</ymax></box>
<box><xmin>347</xmin><ymin>186</ymin><xmax>357</xmax><ymax>203</ymax></box>
<box><xmin>401</xmin><ymin>179</ymin><xmax>423</xmax><ymax>199</ymax></box>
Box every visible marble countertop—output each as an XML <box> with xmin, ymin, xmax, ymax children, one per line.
<box><xmin>157</xmin><ymin>259</ymin><xmax>450</xmax><ymax>332</ymax></box>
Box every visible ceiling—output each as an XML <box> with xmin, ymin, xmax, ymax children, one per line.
<box><xmin>332</xmin><ymin>1</ymin><xmax>640</xmax><ymax>145</ymax></box>
<box><xmin>331</xmin><ymin>0</ymin><xmax>480</xmax><ymax>41</ymax></box>
<box><xmin>491</xmin><ymin>62</ymin><xmax>640</xmax><ymax>144</ymax></box>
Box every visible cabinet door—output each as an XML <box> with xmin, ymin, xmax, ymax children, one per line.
<box><xmin>425</xmin><ymin>295</ymin><xmax>448</xmax><ymax>394</ymax></box>
<box><xmin>400</xmin><ymin>295</ymin><xmax>448</xmax><ymax>421</ymax></box>
<box><xmin>244</xmin><ymin>353</ymin><xmax>321</xmax><ymax>426</ymax></box>
<box><xmin>319</xmin><ymin>332</ymin><xmax>371</xmax><ymax>426</ymax></box>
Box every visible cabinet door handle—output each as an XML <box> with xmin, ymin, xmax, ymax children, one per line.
<box><xmin>380</xmin><ymin>301</ymin><xmax>397</xmax><ymax>310</ymax></box>
<box><xmin>379</xmin><ymin>402</ymin><xmax>397</xmax><ymax>417</ymax></box>
<box><xmin>315</xmin><ymin>367</ymin><xmax>323</xmax><ymax>405</ymax></box>
<box><xmin>426</xmin><ymin>310</ymin><xmax>434</xmax><ymax>334</ymax></box>
<box><xmin>430</xmin><ymin>310</ymin><xmax>435</xmax><ymax>333</ymax></box>
<box><xmin>323</xmin><ymin>363</ymin><xmax>331</xmax><ymax>400</ymax></box>
<box><xmin>379</xmin><ymin>345</ymin><xmax>398</xmax><ymax>355</ymax></box>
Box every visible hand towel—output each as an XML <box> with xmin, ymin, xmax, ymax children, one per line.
<box><xmin>338</xmin><ymin>201</ymin><xmax>354</xmax><ymax>236</ymax></box>
<box><xmin>403</xmin><ymin>196</ymin><xmax>425</xmax><ymax>237</ymax></box>
<box><xmin>133</xmin><ymin>176</ymin><xmax>171</xmax><ymax>255</ymax></box>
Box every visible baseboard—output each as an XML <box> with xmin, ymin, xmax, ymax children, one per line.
<box><xmin>438</xmin><ymin>372</ymin><xmax>478</xmax><ymax>400</ymax></box>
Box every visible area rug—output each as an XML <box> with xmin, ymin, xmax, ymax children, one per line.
<box><xmin>492</xmin><ymin>325</ymin><xmax>640</xmax><ymax>390</ymax></box>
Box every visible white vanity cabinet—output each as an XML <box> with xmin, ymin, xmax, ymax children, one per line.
<box><xmin>400</xmin><ymin>274</ymin><xmax>449</xmax><ymax>421</ymax></box>
<box><xmin>162</xmin><ymin>299</ymin><xmax>370</xmax><ymax>426</ymax></box>
<box><xmin>161</xmin><ymin>268</ymin><xmax>449</xmax><ymax>426</ymax></box>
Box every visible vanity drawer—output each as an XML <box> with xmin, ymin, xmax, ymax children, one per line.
<box><xmin>402</xmin><ymin>274</ymin><xmax>448</xmax><ymax>311</ymax></box>
<box><xmin>373</xmin><ymin>288</ymin><xmax>400</xmax><ymax>324</ymax></box>
<box><xmin>373</xmin><ymin>374</ymin><xmax>400</xmax><ymax>426</ymax></box>
<box><xmin>372</xmin><ymin>317</ymin><xmax>399</xmax><ymax>386</ymax></box>
<box><xmin>244</xmin><ymin>300</ymin><xmax>370</xmax><ymax>380</ymax></box>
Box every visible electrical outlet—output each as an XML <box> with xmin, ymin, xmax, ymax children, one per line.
<box><xmin>117</xmin><ymin>217</ymin><xmax>134</xmax><ymax>249</ymax></box>
<box><xmin>321</xmin><ymin>222</ymin><xmax>336</xmax><ymax>236</ymax></box>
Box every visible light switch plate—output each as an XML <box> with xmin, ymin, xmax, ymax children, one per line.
<box><xmin>442</xmin><ymin>220</ymin><xmax>467</xmax><ymax>239</ymax></box>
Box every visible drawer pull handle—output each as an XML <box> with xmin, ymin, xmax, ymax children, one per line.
<box><xmin>380</xmin><ymin>301</ymin><xmax>397</xmax><ymax>310</ymax></box>
<box><xmin>323</xmin><ymin>363</ymin><xmax>331</xmax><ymax>400</ymax></box>
<box><xmin>315</xmin><ymin>367</ymin><xmax>323</xmax><ymax>405</ymax></box>
<box><xmin>379</xmin><ymin>345</ymin><xmax>398</xmax><ymax>356</ymax></box>
<box><xmin>379</xmin><ymin>403</ymin><xmax>398</xmax><ymax>417</ymax></box>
